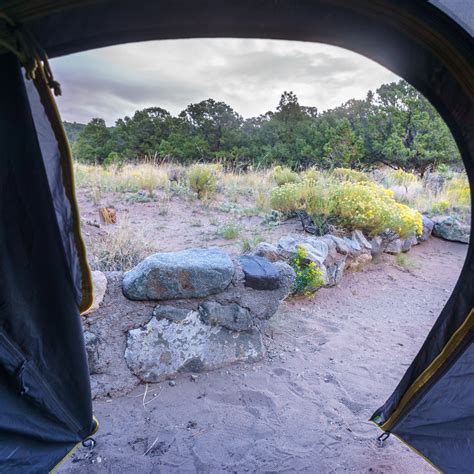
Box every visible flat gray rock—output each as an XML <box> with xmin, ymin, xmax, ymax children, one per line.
<box><xmin>277</xmin><ymin>235</ymin><xmax>328</xmax><ymax>265</ymax></box>
<box><xmin>418</xmin><ymin>215</ymin><xmax>434</xmax><ymax>242</ymax></box>
<box><xmin>351</xmin><ymin>230</ymin><xmax>372</xmax><ymax>251</ymax></box>
<box><xmin>199</xmin><ymin>301</ymin><xmax>253</xmax><ymax>332</ymax></box>
<box><xmin>385</xmin><ymin>238</ymin><xmax>402</xmax><ymax>254</ymax></box>
<box><xmin>401</xmin><ymin>236</ymin><xmax>417</xmax><ymax>252</ymax></box>
<box><xmin>153</xmin><ymin>304</ymin><xmax>190</xmax><ymax>323</ymax></box>
<box><xmin>239</xmin><ymin>255</ymin><xmax>280</xmax><ymax>290</ymax></box>
<box><xmin>252</xmin><ymin>242</ymin><xmax>281</xmax><ymax>262</ymax></box>
<box><xmin>122</xmin><ymin>248</ymin><xmax>234</xmax><ymax>300</ymax></box>
<box><xmin>125</xmin><ymin>311</ymin><xmax>263</xmax><ymax>382</ymax></box>
<box><xmin>370</xmin><ymin>236</ymin><xmax>384</xmax><ymax>258</ymax></box>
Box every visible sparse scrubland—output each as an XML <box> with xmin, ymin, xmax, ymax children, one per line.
<box><xmin>75</xmin><ymin>161</ymin><xmax>470</xmax><ymax>278</ymax></box>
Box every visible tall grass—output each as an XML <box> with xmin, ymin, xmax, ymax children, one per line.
<box><xmin>75</xmin><ymin>162</ymin><xmax>471</xmax><ymax>225</ymax></box>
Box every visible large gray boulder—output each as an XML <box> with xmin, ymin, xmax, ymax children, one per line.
<box><xmin>122</xmin><ymin>248</ymin><xmax>234</xmax><ymax>300</ymax></box>
<box><xmin>418</xmin><ymin>215</ymin><xmax>434</xmax><ymax>242</ymax></box>
<box><xmin>124</xmin><ymin>310</ymin><xmax>263</xmax><ymax>382</ymax></box>
<box><xmin>432</xmin><ymin>216</ymin><xmax>470</xmax><ymax>244</ymax></box>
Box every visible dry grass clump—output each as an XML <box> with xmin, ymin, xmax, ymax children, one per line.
<box><xmin>75</xmin><ymin>163</ymin><xmax>170</xmax><ymax>196</ymax></box>
<box><xmin>88</xmin><ymin>221</ymin><xmax>151</xmax><ymax>272</ymax></box>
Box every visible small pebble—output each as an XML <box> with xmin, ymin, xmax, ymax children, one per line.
<box><xmin>190</xmin><ymin>374</ymin><xmax>198</xmax><ymax>382</ymax></box>
<box><xmin>169</xmin><ymin>380</ymin><xmax>176</xmax><ymax>387</ymax></box>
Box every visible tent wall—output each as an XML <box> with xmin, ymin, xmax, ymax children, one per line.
<box><xmin>0</xmin><ymin>53</ymin><xmax>95</xmax><ymax>472</ymax></box>
<box><xmin>0</xmin><ymin>0</ymin><xmax>472</xmax><ymax>471</ymax></box>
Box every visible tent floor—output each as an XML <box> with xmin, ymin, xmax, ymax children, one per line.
<box><xmin>61</xmin><ymin>238</ymin><xmax>466</xmax><ymax>473</ymax></box>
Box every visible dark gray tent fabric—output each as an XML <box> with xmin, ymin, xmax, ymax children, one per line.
<box><xmin>393</xmin><ymin>336</ymin><xmax>474</xmax><ymax>473</ymax></box>
<box><xmin>0</xmin><ymin>53</ymin><xmax>96</xmax><ymax>472</ymax></box>
<box><xmin>23</xmin><ymin>75</ymin><xmax>83</xmax><ymax>305</ymax></box>
<box><xmin>0</xmin><ymin>0</ymin><xmax>472</xmax><ymax>472</ymax></box>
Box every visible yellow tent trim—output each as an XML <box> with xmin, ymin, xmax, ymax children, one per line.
<box><xmin>32</xmin><ymin>62</ymin><xmax>93</xmax><ymax>314</ymax></box>
<box><xmin>381</xmin><ymin>306</ymin><xmax>474</xmax><ymax>431</ymax></box>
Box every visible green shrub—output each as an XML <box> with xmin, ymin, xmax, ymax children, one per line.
<box><xmin>218</xmin><ymin>221</ymin><xmax>240</xmax><ymax>239</ymax></box>
<box><xmin>431</xmin><ymin>199</ymin><xmax>450</xmax><ymax>214</ymax></box>
<box><xmin>270</xmin><ymin>166</ymin><xmax>300</xmax><ymax>186</ymax></box>
<box><xmin>240</xmin><ymin>234</ymin><xmax>264</xmax><ymax>254</ymax></box>
<box><xmin>291</xmin><ymin>245</ymin><xmax>325</xmax><ymax>296</ymax></box>
<box><xmin>88</xmin><ymin>222</ymin><xmax>151</xmax><ymax>271</ymax></box>
<box><xmin>395</xmin><ymin>253</ymin><xmax>416</xmax><ymax>270</ymax></box>
<box><xmin>188</xmin><ymin>164</ymin><xmax>219</xmax><ymax>199</ymax></box>
<box><xmin>102</xmin><ymin>151</ymin><xmax>124</xmax><ymax>169</ymax></box>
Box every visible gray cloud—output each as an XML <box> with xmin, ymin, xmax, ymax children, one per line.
<box><xmin>52</xmin><ymin>38</ymin><xmax>399</xmax><ymax>125</ymax></box>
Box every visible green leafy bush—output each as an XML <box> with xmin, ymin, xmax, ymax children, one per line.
<box><xmin>218</xmin><ymin>221</ymin><xmax>240</xmax><ymax>239</ymax></box>
<box><xmin>431</xmin><ymin>199</ymin><xmax>450</xmax><ymax>214</ymax></box>
<box><xmin>270</xmin><ymin>166</ymin><xmax>300</xmax><ymax>186</ymax></box>
<box><xmin>291</xmin><ymin>245</ymin><xmax>325</xmax><ymax>296</ymax></box>
<box><xmin>102</xmin><ymin>151</ymin><xmax>124</xmax><ymax>169</ymax></box>
<box><xmin>187</xmin><ymin>164</ymin><xmax>219</xmax><ymax>199</ymax></box>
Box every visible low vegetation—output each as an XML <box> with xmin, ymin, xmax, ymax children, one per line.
<box><xmin>291</xmin><ymin>245</ymin><xmax>325</xmax><ymax>296</ymax></box>
<box><xmin>76</xmin><ymin>159</ymin><xmax>470</xmax><ymax>276</ymax></box>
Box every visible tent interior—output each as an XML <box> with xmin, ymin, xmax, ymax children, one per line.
<box><xmin>0</xmin><ymin>1</ymin><xmax>472</xmax><ymax>472</ymax></box>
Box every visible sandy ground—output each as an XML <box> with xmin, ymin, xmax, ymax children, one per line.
<box><xmin>60</xmin><ymin>237</ymin><xmax>467</xmax><ymax>473</ymax></box>
<box><xmin>78</xmin><ymin>189</ymin><xmax>302</xmax><ymax>258</ymax></box>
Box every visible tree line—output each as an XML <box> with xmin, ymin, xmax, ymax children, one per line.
<box><xmin>66</xmin><ymin>80</ymin><xmax>461</xmax><ymax>174</ymax></box>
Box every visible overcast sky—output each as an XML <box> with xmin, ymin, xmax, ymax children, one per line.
<box><xmin>52</xmin><ymin>38</ymin><xmax>400</xmax><ymax>126</ymax></box>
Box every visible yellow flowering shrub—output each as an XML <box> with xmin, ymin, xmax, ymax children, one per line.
<box><xmin>270</xmin><ymin>178</ymin><xmax>423</xmax><ymax>238</ymax></box>
<box><xmin>445</xmin><ymin>176</ymin><xmax>471</xmax><ymax>207</ymax></box>
<box><xmin>269</xmin><ymin>180</ymin><xmax>333</xmax><ymax>216</ymax></box>
<box><xmin>291</xmin><ymin>245</ymin><xmax>325</xmax><ymax>296</ymax></box>
<box><xmin>332</xmin><ymin>182</ymin><xmax>422</xmax><ymax>237</ymax></box>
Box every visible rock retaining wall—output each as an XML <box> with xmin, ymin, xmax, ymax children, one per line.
<box><xmin>84</xmin><ymin>254</ymin><xmax>294</xmax><ymax>398</ymax></box>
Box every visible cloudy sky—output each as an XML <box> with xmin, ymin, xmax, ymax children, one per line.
<box><xmin>52</xmin><ymin>38</ymin><xmax>400</xmax><ymax>125</ymax></box>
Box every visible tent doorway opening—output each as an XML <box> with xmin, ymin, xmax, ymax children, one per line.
<box><xmin>0</xmin><ymin>2</ymin><xmax>472</xmax><ymax>473</ymax></box>
<box><xmin>54</xmin><ymin>37</ymin><xmax>469</xmax><ymax>472</ymax></box>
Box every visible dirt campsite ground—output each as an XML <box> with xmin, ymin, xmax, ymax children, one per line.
<box><xmin>60</xmin><ymin>236</ymin><xmax>467</xmax><ymax>473</ymax></box>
